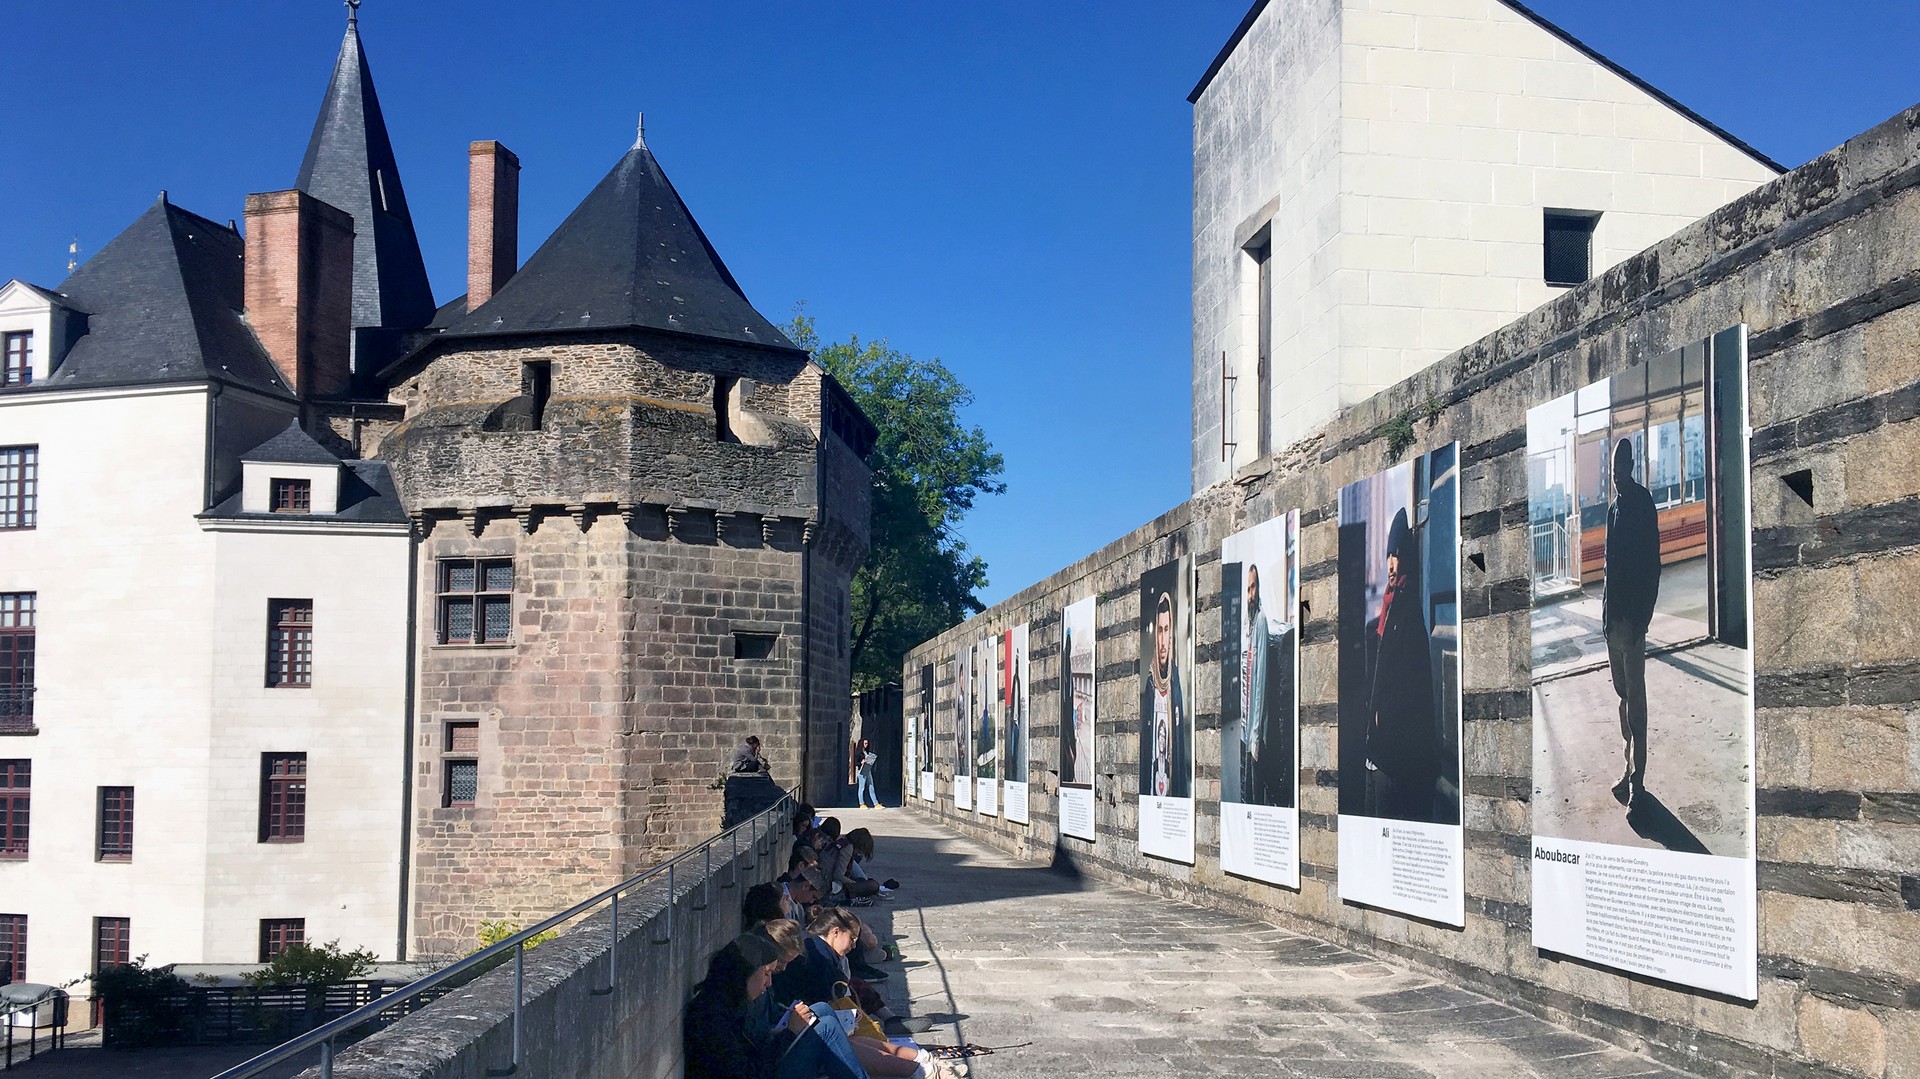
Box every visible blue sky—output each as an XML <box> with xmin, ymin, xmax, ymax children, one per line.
<box><xmin>7</xmin><ymin>2</ymin><xmax>1918</xmax><ymax>607</ymax></box>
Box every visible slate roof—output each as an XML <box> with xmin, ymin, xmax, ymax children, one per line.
<box><xmin>242</xmin><ymin>420</ymin><xmax>342</xmax><ymax>465</ymax></box>
<box><xmin>295</xmin><ymin>21</ymin><xmax>437</xmax><ymax>343</ymax></box>
<box><xmin>200</xmin><ymin>459</ymin><xmax>408</xmax><ymax>525</ymax></box>
<box><xmin>1186</xmin><ymin>0</ymin><xmax>1784</xmax><ymax>173</ymax></box>
<box><xmin>42</xmin><ymin>196</ymin><xmax>292</xmax><ymax>398</ymax></box>
<box><xmin>421</xmin><ymin>135</ymin><xmax>799</xmax><ymax>358</ymax></box>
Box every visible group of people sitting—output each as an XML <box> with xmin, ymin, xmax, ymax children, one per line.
<box><xmin>684</xmin><ymin>804</ymin><xmax>958</xmax><ymax>1079</ymax></box>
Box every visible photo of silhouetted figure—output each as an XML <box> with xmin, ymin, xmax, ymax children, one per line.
<box><xmin>1604</xmin><ymin>438</ymin><xmax>1661</xmax><ymax>807</ymax></box>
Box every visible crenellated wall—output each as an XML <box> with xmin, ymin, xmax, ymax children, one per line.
<box><xmin>907</xmin><ymin>103</ymin><xmax>1920</xmax><ymax>1079</ymax></box>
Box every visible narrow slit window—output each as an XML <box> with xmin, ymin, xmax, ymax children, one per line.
<box><xmin>1544</xmin><ymin>211</ymin><xmax>1599</xmax><ymax>287</ymax></box>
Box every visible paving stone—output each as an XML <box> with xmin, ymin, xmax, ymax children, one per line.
<box><xmin>838</xmin><ymin>807</ymin><xmax>1701</xmax><ymax>1079</ymax></box>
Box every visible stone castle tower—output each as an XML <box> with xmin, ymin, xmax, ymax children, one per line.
<box><xmin>376</xmin><ymin>130</ymin><xmax>871</xmax><ymax>950</ymax></box>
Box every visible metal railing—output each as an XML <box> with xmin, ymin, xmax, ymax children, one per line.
<box><xmin>0</xmin><ymin>686</ymin><xmax>32</xmax><ymax>731</ymax></box>
<box><xmin>210</xmin><ymin>787</ymin><xmax>796</xmax><ymax>1079</ymax></box>
<box><xmin>1</xmin><ymin>989</ymin><xmax>68</xmax><ymax>1071</ymax></box>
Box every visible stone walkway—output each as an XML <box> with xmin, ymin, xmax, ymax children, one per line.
<box><xmin>836</xmin><ymin>807</ymin><xmax>1694</xmax><ymax>1079</ymax></box>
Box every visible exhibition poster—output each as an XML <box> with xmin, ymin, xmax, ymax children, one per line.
<box><xmin>1138</xmin><ymin>556</ymin><xmax>1196</xmax><ymax>864</ymax></box>
<box><xmin>954</xmin><ymin>644</ymin><xmax>973</xmax><ymax>812</ymax></box>
<box><xmin>1004</xmin><ymin>624</ymin><xmax>1031</xmax><ymax>825</ymax></box>
<box><xmin>1526</xmin><ymin>327</ymin><xmax>1757</xmax><ymax>999</ymax></box>
<box><xmin>1059</xmin><ymin>596</ymin><xmax>1098</xmax><ymax>841</ymax></box>
<box><xmin>977</xmin><ymin>633</ymin><xmax>1001</xmax><ymax>817</ymax></box>
<box><xmin>1220</xmin><ymin>510</ymin><xmax>1301</xmax><ymax>888</ymax></box>
<box><xmin>904</xmin><ymin>698</ymin><xmax>917</xmax><ymax>800</ymax></box>
<box><xmin>1336</xmin><ymin>443</ymin><xmax>1465</xmax><ymax>925</ymax></box>
<box><xmin>918</xmin><ymin>663</ymin><xmax>936</xmax><ymax>802</ymax></box>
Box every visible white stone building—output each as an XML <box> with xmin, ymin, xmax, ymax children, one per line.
<box><xmin>0</xmin><ymin>17</ymin><xmax>421</xmax><ymax>1009</ymax></box>
<box><xmin>1190</xmin><ymin>0</ymin><xmax>1783</xmax><ymax>488</ymax></box>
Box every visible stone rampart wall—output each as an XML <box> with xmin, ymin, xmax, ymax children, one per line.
<box><xmin>904</xmin><ymin>104</ymin><xmax>1920</xmax><ymax>1079</ymax></box>
<box><xmin>314</xmin><ymin>813</ymin><xmax>793</xmax><ymax>1079</ymax></box>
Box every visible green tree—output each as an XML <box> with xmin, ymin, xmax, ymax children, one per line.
<box><xmin>787</xmin><ymin>313</ymin><xmax>1004</xmax><ymax>691</ymax></box>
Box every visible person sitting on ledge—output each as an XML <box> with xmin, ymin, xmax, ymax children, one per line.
<box><xmin>773</xmin><ymin>908</ymin><xmax>938</xmax><ymax>1068</ymax></box>
<box><xmin>682</xmin><ymin>929</ymin><xmax>840</xmax><ymax>1079</ymax></box>
<box><xmin>730</xmin><ymin>736</ymin><xmax>771</xmax><ymax>775</ymax></box>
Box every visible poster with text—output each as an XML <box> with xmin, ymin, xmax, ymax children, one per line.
<box><xmin>1004</xmin><ymin>624</ymin><xmax>1031</xmax><ymax>824</ymax></box>
<box><xmin>954</xmin><ymin>645</ymin><xmax>973</xmax><ymax>811</ymax></box>
<box><xmin>1220</xmin><ymin>510</ymin><xmax>1301</xmax><ymax>887</ymax></box>
<box><xmin>904</xmin><ymin>698</ymin><xmax>917</xmax><ymax>800</ymax></box>
<box><xmin>918</xmin><ymin>663</ymin><xmax>935</xmax><ymax>802</ymax></box>
<box><xmin>1060</xmin><ymin>596</ymin><xmax>1097</xmax><ymax>841</ymax></box>
<box><xmin>1527</xmin><ymin>327</ymin><xmax>1756</xmax><ymax>999</ymax></box>
<box><xmin>1336</xmin><ymin>442</ymin><xmax>1464</xmax><ymax>925</ymax></box>
<box><xmin>1138</xmin><ymin>556</ymin><xmax>1196</xmax><ymax>864</ymax></box>
<box><xmin>977</xmin><ymin>634</ymin><xmax>1000</xmax><ymax>817</ymax></box>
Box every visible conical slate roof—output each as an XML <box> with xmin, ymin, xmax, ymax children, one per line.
<box><xmin>295</xmin><ymin>18</ymin><xmax>436</xmax><ymax>339</ymax></box>
<box><xmin>46</xmin><ymin>196</ymin><xmax>291</xmax><ymax>398</ymax></box>
<box><xmin>441</xmin><ymin>135</ymin><xmax>799</xmax><ymax>353</ymax></box>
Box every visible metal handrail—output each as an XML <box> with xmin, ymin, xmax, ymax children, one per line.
<box><xmin>210</xmin><ymin>786</ymin><xmax>797</xmax><ymax>1079</ymax></box>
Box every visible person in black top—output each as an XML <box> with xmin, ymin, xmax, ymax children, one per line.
<box><xmin>1603</xmin><ymin>438</ymin><xmax>1662</xmax><ymax>808</ymax></box>
<box><xmin>682</xmin><ymin>932</ymin><xmax>811</xmax><ymax>1079</ymax></box>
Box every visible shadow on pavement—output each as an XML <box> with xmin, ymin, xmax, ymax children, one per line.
<box><xmin>1626</xmin><ymin>789</ymin><xmax>1712</xmax><ymax>855</ymax></box>
<box><xmin>856</xmin><ymin>833</ymin><xmax>1090</xmax><ymax>912</ymax></box>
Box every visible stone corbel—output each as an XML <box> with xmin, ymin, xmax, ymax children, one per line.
<box><xmin>666</xmin><ymin>505</ymin><xmax>687</xmax><ymax>538</ymax></box>
<box><xmin>513</xmin><ymin>504</ymin><xmax>537</xmax><ymax>534</ymax></box>
<box><xmin>407</xmin><ymin>512</ymin><xmax>431</xmax><ymax>541</ymax></box>
<box><xmin>714</xmin><ymin>512</ymin><xmax>729</xmax><ymax>542</ymax></box>
<box><xmin>801</xmin><ymin>518</ymin><xmax>817</xmax><ymax>546</ymax></box>
<box><xmin>460</xmin><ymin>507</ymin><xmax>487</xmax><ymax>538</ymax></box>
<box><xmin>567</xmin><ymin>503</ymin><xmax>593</xmax><ymax>532</ymax></box>
<box><xmin>759</xmin><ymin>515</ymin><xmax>775</xmax><ymax>544</ymax></box>
<box><xmin>616</xmin><ymin>501</ymin><xmax>641</xmax><ymax>528</ymax></box>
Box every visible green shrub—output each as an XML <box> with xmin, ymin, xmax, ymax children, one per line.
<box><xmin>475</xmin><ymin>920</ymin><xmax>557</xmax><ymax>952</ymax></box>
<box><xmin>240</xmin><ymin>940</ymin><xmax>378</xmax><ymax>988</ymax></box>
<box><xmin>93</xmin><ymin>955</ymin><xmax>191</xmax><ymax>1048</ymax></box>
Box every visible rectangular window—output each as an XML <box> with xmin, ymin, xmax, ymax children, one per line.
<box><xmin>732</xmin><ymin>631</ymin><xmax>778</xmax><ymax>661</ymax></box>
<box><xmin>0</xmin><ymin>593</ymin><xmax>33</xmax><ymax>731</ymax></box>
<box><xmin>0</xmin><ymin>761</ymin><xmax>25</xmax><ymax>859</ymax></box>
<box><xmin>258</xmin><ymin>918</ymin><xmax>304</xmax><ymax>962</ymax></box>
<box><xmin>266</xmin><ymin>600</ymin><xmax>313</xmax><ymax>687</ymax></box>
<box><xmin>1544</xmin><ymin>210</ymin><xmax>1599</xmax><ymax>287</ymax></box>
<box><xmin>443</xmin><ymin>721</ymin><xmax>479</xmax><ymax>807</ymax></box>
<box><xmin>0</xmin><ymin>447</ymin><xmax>35</xmax><ymax>530</ymax></box>
<box><xmin>271</xmin><ymin>478</ymin><xmax>312</xmax><ymax>514</ymax></box>
<box><xmin>93</xmin><ymin>917</ymin><xmax>129</xmax><ymax>973</ymax></box>
<box><xmin>0</xmin><ymin>914</ymin><xmax>22</xmax><ymax>983</ymax></box>
<box><xmin>97</xmin><ymin>786</ymin><xmax>133</xmax><ymax>861</ymax></box>
<box><xmin>1</xmin><ymin>332</ymin><xmax>30</xmax><ymax>388</ymax></box>
<box><xmin>437</xmin><ymin>559</ymin><xmax>513</xmax><ymax>645</ymax></box>
<box><xmin>259</xmin><ymin>753</ymin><xmax>307</xmax><ymax>842</ymax></box>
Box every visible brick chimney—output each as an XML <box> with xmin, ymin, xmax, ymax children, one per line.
<box><xmin>243</xmin><ymin>190</ymin><xmax>354</xmax><ymax>398</ymax></box>
<box><xmin>468</xmin><ymin>141</ymin><xmax>520</xmax><ymax>311</ymax></box>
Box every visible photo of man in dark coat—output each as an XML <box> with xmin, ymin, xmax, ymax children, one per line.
<box><xmin>1604</xmin><ymin>438</ymin><xmax>1661</xmax><ymax>807</ymax></box>
<box><xmin>1364</xmin><ymin>508</ymin><xmax>1442</xmax><ymax>822</ymax></box>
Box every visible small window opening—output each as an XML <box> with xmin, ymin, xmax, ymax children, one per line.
<box><xmin>715</xmin><ymin>375</ymin><xmax>738</xmax><ymax>442</ymax></box>
<box><xmin>733</xmin><ymin>631</ymin><xmax>777</xmax><ymax>660</ymax></box>
<box><xmin>1544</xmin><ymin>210</ymin><xmax>1599</xmax><ymax>287</ymax></box>
<box><xmin>521</xmin><ymin>361</ymin><xmax>552</xmax><ymax>430</ymax></box>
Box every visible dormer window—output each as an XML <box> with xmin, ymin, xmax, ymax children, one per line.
<box><xmin>1</xmin><ymin>333</ymin><xmax>28</xmax><ymax>388</ymax></box>
<box><xmin>271</xmin><ymin>478</ymin><xmax>312</xmax><ymax>514</ymax></box>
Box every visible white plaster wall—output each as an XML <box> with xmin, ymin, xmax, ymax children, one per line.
<box><xmin>239</xmin><ymin>460</ymin><xmax>342</xmax><ymax>514</ymax></box>
<box><xmin>205</xmin><ymin>524</ymin><xmax>409</xmax><ymax>962</ymax></box>
<box><xmin>1190</xmin><ymin>0</ymin><xmax>1778</xmax><ymax>491</ymax></box>
<box><xmin>1192</xmin><ymin>0</ymin><xmax>1345</xmax><ymax>489</ymax></box>
<box><xmin>1335</xmin><ymin>0</ymin><xmax>1778</xmax><ymax>406</ymax></box>
<box><xmin>0</xmin><ymin>384</ymin><xmax>408</xmax><ymax>1003</ymax></box>
<box><xmin>0</xmin><ymin>285</ymin><xmax>56</xmax><ymax>384</ymax></box>
<box><xmin>0</xmin><ymin>386</ymin><xmax>219</xmax><ymax>991</ymax></box>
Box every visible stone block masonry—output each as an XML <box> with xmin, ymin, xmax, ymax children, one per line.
<box><xmin>386</xmin><ymin>325</ymin><xmax>869</xmax><ymax>957</ymax></box>
<box><xmin>907</xmin><ymin>103</ymin><xmax>1920</xmax><ymax>1079</ymax></box>
<box><xmin>310</xmin><ymin>817</ymin><xmax>792</xmax><ymax>1079</ymax></box>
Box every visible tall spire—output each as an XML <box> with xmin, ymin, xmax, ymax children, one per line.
<box><xmin>295</xmin><ymin>11</ymin><xmax>436</xmax><ymax>373</ymax></box>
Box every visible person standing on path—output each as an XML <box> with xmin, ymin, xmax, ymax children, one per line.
<box><xmin>1604</xmin><ymin>438</ymin><xmax>1661</xmax><ymax>809</ymax></box>
<box><xmin>855</xmin><ymin>738</ymin><xmax>881</xmax><ymax>808</ymax></box>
